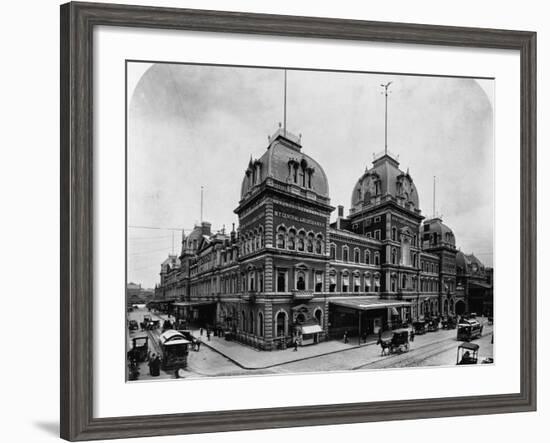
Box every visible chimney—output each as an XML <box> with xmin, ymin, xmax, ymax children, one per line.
<box><xmin>230</xmin><ymin>223</ymin><xmax>236</xmax><ymax>242</ymax></box>
<box><xmin>337</xmin><ymin>205</ymin><xmax>344</xmax><ymax>229</ymax></box>
<box><xmin>201</xmin><ymin>221</ymin><xmax>211</xmax><ymax>236</ymax></box>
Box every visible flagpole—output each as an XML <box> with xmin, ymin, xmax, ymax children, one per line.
<box><xmin>283</xmin><ymin>70</ymin><xmax>287</xmax><ymax>136</ymax></box>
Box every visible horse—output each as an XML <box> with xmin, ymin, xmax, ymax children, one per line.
<box><xmin>377</xmin><ymin>338</ymin><xmax>392</xmax><ymax>356</ymax></box>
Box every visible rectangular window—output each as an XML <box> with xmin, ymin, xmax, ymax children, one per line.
<box><xmin>276</xmin><ymin>270</ymin><xmax>287</xmax><ymax>293</ymax></box>
<box><xmin>315</xmin><ymin>272</ymin><xmax>323</xmax><ymax>292</ymax></box>
<box><xmin>374</xmin><ymin>230</ymin><xmax>381</xmax><ymax>240</ymax></box>
<box><xmin>366</xmin><ymin>232</ymin><xmax>372</xmax><ymax>238</ymax></box>
<box><xmin>374</xmin><ymin>216</ymin><xmax>381</xmax><ymax>223</ymax></box>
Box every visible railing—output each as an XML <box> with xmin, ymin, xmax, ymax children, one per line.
<box><xmin>292</xmin><ymin>289</ymin><xmax>314</xmax><ymax>301</ymax></box>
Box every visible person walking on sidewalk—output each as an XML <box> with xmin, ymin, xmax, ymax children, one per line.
<box><xmin>293</xmin><ymin>338</ymin><xmax>299</xmax><ymax>351</ymax></box>
<box><xmin>195</xmin><ymin>336</ymin><xmax>202</xmax><ymax>352</ymax></box>
<box><xmin>207</xmin><ymin>329</ymin><xmax>211</xmax><ymax>341</ymax></box>
<box><xmin>343</xmin><ymin>331</ymin><xmax>349</xmax><ymax>344</ymax></box>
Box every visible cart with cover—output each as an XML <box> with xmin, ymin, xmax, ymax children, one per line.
<box><xmin>456</xmin><ymin>342</ymin><xmax>479</xmax><ymax>365</ymax></box>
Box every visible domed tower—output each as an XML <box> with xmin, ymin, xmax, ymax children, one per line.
<box><xmin>350</xmin><ymin>153</ymin><xmax>420</xmax><ymax>216</ymax></box>
<box><xmin>422</xmin><ymin>216</ymin><xmax>458</xmax><ymax>312</ymax></box>
<box><xmin>234</xmin><ymin>126</ymin><xmax>334</xmax><ymax>295</ymax></box>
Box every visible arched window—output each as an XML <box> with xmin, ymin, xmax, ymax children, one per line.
<box><xmin>391</xmin><ymin>248</ymin><xmax>397</xmax><ymax>265</ymax></box>
<box><xmin>288</xmin><ymin>229</ymin><xmax>296</xmax><ymax>250</ymax></box>
<box><xmin>249</xmin><ymin>311</ymin><xmax>254</xmax><ymax>334</ymax></box>
<box><xmin>306</xmin><ymin>233</ymin><xmax>314</xmax><ymax>253</ymax></box>
<box><xmin>297</xmin><ymin>231</ymin><xmax>305</xmax><ymax>251</ymax></box>
<box><xmin>342</xmin><ymin>246</ymin><xmax>349</xmax><ymax>262</ymax></box>
<box><xmin>364</xmin><ymin>273</ymin><xmax>371</xmax><ymax>292</ymax></box>
<box><xmin>315</xmin><ymin>271</ymin><xmax>323</xmax><ymax>292</ymax></box>
<box><xmin>258</xmin><ymin>312</ymin><xmax>264</xmax><ymax>337</ymax></box>
<box><xmin>342</xmin><ymin>272</ymin><xmax>349</xmax><ymax>292</ymax></box>
<box><xmin>374</xmin><ymin>252</ymin><xmax>380</xmax><ymax>266</ymax></box>
<box><xmin>391</xmin><ymin>226</ymin><xmax>397</xmax><ymax>241</ymax></box>
<box><xmin>241</xmin><ymin>310</ymin><xmax>247</xmax><ymax>332</ymax></box>
<box><xmin>365</xmin><ymin>250</ymin><xmax>370</xmax><ymax>264</ymax></box>
<box><xmin>276</xmin><ymin>227</ymin><xmax>286</xmax><ymax>249</ymax></box>
<box><xmin>353</xmin><ymin>273</ymin><xmax>361</xmax><ymax>292</ymax></box>
<box><xmin>329</xmin><ymin>271</ymin><xmax>336</xmax><ymax>292</ymax></box>
<box><xmin>314</xmin><ymin>308</ymin><xmax>323</xmax><ymax>327</ymax></box>
<box><xmin>354</xmin><ymin>248</ymin><xmax>360</xmax><ymax>263</ymax></box>
<box><xmin>330</xmin><ymin>244</ymin><xmax>336</xmax><ymax>260</ymax></box>
<box><xmin>276</xmin><ymin>311</ymin><xmax>286</xmax><ymax>337</ymax></box>
<box><xmin>315</xmin><ymin>234</ymin><xmax>323</xmax><ymax>254</ymax></box>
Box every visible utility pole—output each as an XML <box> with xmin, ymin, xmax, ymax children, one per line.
<box><xmin>381</xmin><ymin>81</ymin><xmax>392</xmax><ymax>156</ymax></box>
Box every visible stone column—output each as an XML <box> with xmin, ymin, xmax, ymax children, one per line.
<box><xmin>264</xmin><ymin>256</ymin><xmax>273</xmax><ymax>292</ymax></box>
<box><xmin>264</xmin><ymin>200</ymin><xmax>274</xmax><ymax>248</ymax></box>
<box><xmin>263</xmin><ymin>301</ymin><xmax>273</xmax><ymax>350</ymax></box>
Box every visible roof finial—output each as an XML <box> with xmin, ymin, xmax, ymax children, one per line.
<box><xmin>380</xmin><ymin>81</ymin><xmax>393</xmax><ymax>156</ymax></box>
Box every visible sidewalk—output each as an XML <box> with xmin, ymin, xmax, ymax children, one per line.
<box><xmin>191</xmin><ymin>330</ymin><xmax>368</xmax><ymax>369</ymax></box>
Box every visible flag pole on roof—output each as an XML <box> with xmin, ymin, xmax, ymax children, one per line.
<box><xmin>283</xmin><ymin>69</ymin><xmax>287</xmax><ymax>136</ymax></box>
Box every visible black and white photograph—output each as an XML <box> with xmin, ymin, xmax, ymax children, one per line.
<box><xmin>125</xmin><ymin>62</ymin><xmax>495</xmax><ymax>381</ymax></box>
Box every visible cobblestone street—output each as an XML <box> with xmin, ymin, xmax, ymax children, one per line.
<box><xmin>127</xmin><ymin>307</ymin><xmax>493</xmax><ymax>381</ymax></box>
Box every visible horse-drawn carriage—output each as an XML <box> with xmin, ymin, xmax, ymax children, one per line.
<box><xmin>413</xmin><ymin>321</ymin><xmax>427</xmax><ymax>335</ymax></box>
<box><xmin>427</xmin><ymin>318</ymin><xmax>440</xmax><ymax>332</ymax></box>
<box><xmin>128</xmin><ymin>319</ymin><xmax>139</xmax><ymax>331</ymax></box>
<box><xmin>127</xmin><ymin>336</ymin><xmax>149</xmax><ymax>363</ymax></box>
<box><xmin>379</xmin><ymin>329</ymin><xmax>410</xmax><ymax>355</ymax></box>
<box><xmin>140</xmin><ymin>315</ymin><xmax>160</xmax><ymax>330</ymax></box>
<box><xmin>441</xmin><ymin>316</ymin><xmax>457</xmax><ymax>330</ymax></box>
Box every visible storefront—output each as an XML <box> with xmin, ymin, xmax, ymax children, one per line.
<box><xmin>329</xmin><ymin>297</ymin><xmax>411</xmax><ymax>341</ymax></box>
<box><xmin>296</xmin><ymin>323</ymin><xmax>323</xmax><ymax>346</ymax></box>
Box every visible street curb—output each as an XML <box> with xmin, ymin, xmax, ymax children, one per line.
<box><xmin>200</xmin><ymin>339</ymin><xmax>377</xmax><ymax>370</ymax></box>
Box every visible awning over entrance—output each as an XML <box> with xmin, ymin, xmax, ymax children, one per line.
<box><xmin>330</xmin><ymin>297</ymin><xmax>411</xmax><ymax>311</ymax></box>
<box><xmin>469</xmin><ymin>281</ymin><xmax>492</xmax><ymax>289</ymax></box>
<box><xmin>300</xmin><ymin>324</ymin><xmax>323</xmax><ymax>334</ymax></box>
<box><xmin>173</xmin><ymin>301</ymin><xmax>216</xmax><ymax>307</ymax></box>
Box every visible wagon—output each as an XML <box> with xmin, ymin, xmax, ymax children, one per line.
<box><xmin>456</xmin><ymin>342</ymin><xmax>479</xmax><ymax>365</ymax></box>
<box><xmin>127</xmin><ymin>336</ymin><xmax>149</xmax><ymax>363</ymax></box>
<box><xmin>413</xmin><ymin>321</ymin><xmax>427</xmax><ymax>335</ymax></box>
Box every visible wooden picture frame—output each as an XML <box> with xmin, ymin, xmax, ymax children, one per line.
<box><xmin>60</xmin><ymin>2</ymin><xmax>536</xmax><ymax>440</ymax></box>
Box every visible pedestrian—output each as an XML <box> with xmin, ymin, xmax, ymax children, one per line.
<box><xmin>293</xmin><ymin>338</ymin><xmax>298</xmax><ymax>351</ymax></box>
<box><xmin>148</xmin><ymin>353</ymin><xmax>161</xmax><ymax>377</ymax></box>
<box><xmin>343</xmin><ymin>331</ymin><xmax>348</xmax><ymax>344</ymax></box>
<box><xmin>200</xmin><ymin>327</ymin><xmax>203</xmax><ymax>336</ymax></box>
<box><xmin>196</xmin><ymin>337</ymin><xmax>202</xmax><ymax>351</ymax></box>
<box><xmin>409</xmin><ymin>329</ymin><xmax>415</xmax><ymax>342</ymax></box>
<box><xmin>207</xmin><ymin>330</ymin><xmax>211</xmax><ymax>341</ymax></box>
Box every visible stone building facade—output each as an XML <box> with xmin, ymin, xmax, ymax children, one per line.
<box><xmin>158</xmin><ymin>127</ymin><xmax>493</xmax><ymax>350</ymax></box>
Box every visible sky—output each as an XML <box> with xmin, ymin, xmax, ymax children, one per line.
<box><xmin>127</xmin><ymin>62</ymin><xmax>494</xmax><ymax>288</ymax></box>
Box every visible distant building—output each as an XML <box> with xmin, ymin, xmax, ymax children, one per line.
<box><xmin>126</xmin><ymin>282</ymin><xmax>154</xmax><ymax>305</ymax></box>
<box><xmin>157</xmin><ymin>127</ymin><xmax>493</xmax><ymax>350</ymax></box>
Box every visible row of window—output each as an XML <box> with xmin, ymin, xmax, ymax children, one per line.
<box><xmin>287</xmin><ymin>159</ymin><xmax>315</xmax><ymax>189</ymax></box>
<box><xmin>240</xmin><ymin>227</ymin><xmax>264</xmax><ymax>255</ymax></box>
<box><xmin>276</xmin><ymin>226</ymin><xmax>324</xmax><ymax>254</ymax></box>
<box><xmin>330</xmin><ymin>244</ymin><xmax>380</xmax><ymax>265</ymax></box>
